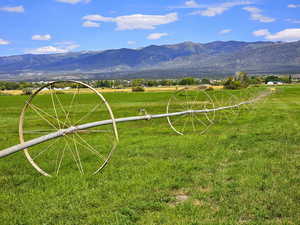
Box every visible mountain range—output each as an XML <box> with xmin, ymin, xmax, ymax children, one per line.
<box><xmin>1</xmin><ymin>40</ymin><xmax>300</xmax><ymax>80</ymax></box>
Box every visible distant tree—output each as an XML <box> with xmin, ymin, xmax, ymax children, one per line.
<box><xmin>179</xmin><ymin>77</ymin><xmax>196</xmax><ymax>85</ymax></box>
<box><xmin>265</xmin><ymin>75</ymin><xmax>282</xmax><ymax>83</ymax></box>
<box><xmin>94</xmin><ymin>80</ymin><xmax>113</xmax><ymax>88</ymax></box>
<box><xmin>145</xmin><ymin>80</ymin><xmax>158</xmax><ymax>87</ymax></box>
<box><xmin>223</xmin><ymin>77</ymin><xmax>242</xmax><ymax>90</ymax></box>
<box><xmin>0</xmin><ymin>81</ymin><xmax>19</xmax><ymax>90</ymax></box>
<box><xmin>249</xmin><ymin>76</ymin><xmax>263</xmax><ymax>85</ymax></box>
<box><xmin>200</xmin><ymin>78</ymin><xmax>211</xmax><ymax>85</ymax></box>
<box><xmin>132</xmin><ymin>79</ymin><xmax>144</xmax><ymax>87</ymax></box>
<box><xmin>224</xmin><ymin>72</ymin><xmax>250</xmax><ymax>89</ymax></box>
<box><xmin>235</xmin><ymin>72</ymin><xmax>250</xmax><ymax>87</ymax></box>
<box><xmin>159</xmin><ymin>79</ymin><xmax>172</xmax><ymax>86</ymax></box>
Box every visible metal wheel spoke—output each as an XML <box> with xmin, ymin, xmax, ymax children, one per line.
<box><xmin>28</xmin><ymin>102</ymin><xmax>67</xmax><ymax>128</ymax></box>
<box><xmin>50</xmin><ymin>85</ymin><xmax>62</xmax><ymax>129</ymax></box>
<box><xmin>64</xmin><ymin>85</ymin><xmax>79</xmax><ymax>125</ymax></box>
<box><xmin>194</xmin><ymin>114</ymin><xmax>209</xmax><ymax>127</ymax></box>
<box><xmin>72</xmin><ymin>134</ymin><xmax>84</xmax><ymax>174</ymax></box>
<box><xmin>75</xmin><ymin>103</ymin><xmax>101</xmax><ymax>126</ymax></box>
<box><xmin>56</xmin><ymin>142</ymin><xmax>67</xmax><ymax>175</ymax></box>
<box><xmin>73</xmin><ymin>133</ymin><xmax>105</xmax><ymax>161</ymax></box>
<box><xmin>32</xmin><ymin>138</ymin><xmax>60</xmax><ymax>160</ymax></box>
<box><xmin>191</xmin><ymin>114</ymin><xmax>196</xmax><ymax>132</ymax></box>
<box><xmin>64</xmin><ymin>138</ymin><xmax>83</xmax><ymax>175</ymax></box>
<box><xmin>181</xmin><ymin>115</ymin><xmax>190</xmax><ymax>133</ymax></box>
<box><xmin>171</xmin><ymin>114</ymin><xmax>186</xmax><ymax>126</ymax></box>
<box><xmin>28</xmin><ymin>103</ymin><xmax>58</xmax><ymax>130</ymax></box>
<box><xmin>53</xmin><ymin>90</ymin><xmax>72</xmax><ymax>127</ymax></box>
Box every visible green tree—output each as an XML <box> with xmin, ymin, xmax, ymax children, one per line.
<box><xmin>201</xmin><ymin>78</ymin><xmax>211</xmax><ymax>84</ymax></box>
<box><xmin>235</xmin><ymin>72</ymin><xmax>250</xmax><ymax>88</ymax></box>
<box><xmin>132</xmin><ymin>79</ymin><xmax>144</xmax><ymax>87</ymax></box>
<box><xmin>264</xmin><ymin>75</ymin><xmax>280</xmax><ymax>83</ymax></box>
<box><xmin>179</xmin><ymin>77</ymin><xmax>196</xmax><ymax>85</ymax></box>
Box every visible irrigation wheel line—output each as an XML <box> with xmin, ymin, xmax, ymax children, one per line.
<box><xmin>19</xmin><ymin>80</ymin><xmax>119</xmax><ymax>177</ymax></box>
<box><xmin>0</xmin><ymin>83</ymin><xmax>272</xmax><ymax>177</ymax></box>
<box><xmin>166</xmin><ymin>88</ymin><xmax>215</xmax><ymax>135</ymax></box>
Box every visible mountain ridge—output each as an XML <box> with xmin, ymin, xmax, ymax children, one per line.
<box><xmin>1</xmin><ymin>40</ymin><xmax>299</xmax><ymax>80</ymax></box>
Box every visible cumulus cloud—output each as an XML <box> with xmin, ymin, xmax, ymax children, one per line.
<box><xmin>82</xmin><ymin>21</ymin><xmax>100</xmax><ymax>27</ymax></box>
<box><xmin>219</xmin><ymin>29</ymin><xmax>232</xmax><ymax>34</ymax></box>
<box><xmin>0</xmin><ymin>5</ymin><xmax>24</xmax><ymax>13</ymax></box>
<box><xmin>27</xmin><ymin>42</ymin><xmax>80</xmax><ymax>54</ymax></box>
<box><xmin>253</xmin><ymin>28</ymin><xmax>300</xmax><ymax>42</ymax></box>
<box><xmin>127</xmin><ymin>41</ymin><xmax>136</xmax><ymax>45</ymax></box>
<box><xmin>0</xmin><ymin>38</ymin><xmax>10</xmax><ymax>45</ymax></box>
<box><xmin>243</xmin><ymin>7</ymin><xmax>275</xmax><ymax>23</ymax></box>
<box><xmin>56</xmin><ymin>0</ymin><xmax>91</xmax><ymax>4</ymax></box>
<box><xmin>32</xmin><ymin>34</ymin><xmax>52</xmax><ymax>41</ymax></box>
<box><xmin>147</xmin><ymin>33</ymin><xmax>169</xmax><ymax>40</ymax></box>
<box><xmin>191</xmin><ymin>1</ymin><xmax>252</xmax><ymax>17</ymax></box>
<box><xmin>82</xmin><ymin>13</ymin><xmax>178</xmax><ymax>30</ymax></box>
<box><xmin>288</xmin><ymin>4</ymin><xmax>300</xmax><ymax>8</ymax></box>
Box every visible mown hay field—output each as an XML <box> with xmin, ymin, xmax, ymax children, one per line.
<box><xmin>0</xmin><ymin>85</ymin><xmax>299</xmax><ymax>225</ymax></box>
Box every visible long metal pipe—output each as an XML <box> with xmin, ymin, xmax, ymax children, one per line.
<box><xmin>0</xmin><ymin>99</ymin><xmax>255</xmax><ymax>159</ymax></box>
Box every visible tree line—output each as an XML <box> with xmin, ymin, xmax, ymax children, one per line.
<box><xmin>0</xmin><ymin>74</ymin><xmax>295</xmax><ymax>91</ymax></box>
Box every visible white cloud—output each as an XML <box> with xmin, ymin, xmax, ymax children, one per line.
<box><xmin>32</xmin><ymin>34</ymin><xmax>52</xmax><ymax>41</ymax></box>
<box><xmin>0</xmin><ymin>38</ymin><xmax>10</xmax><ymax>45</ymax></box>
<box><xmin>0</xmin><ymin>5</ymin><xmax>24</xmax><ymax>13</ymax></box>
<box><xmin>243</xmin><ymin>7</ymin><xmax>275</xmax><ymax>23</ymax></box>
<box><xmin>253</xmin><ymin>29</ymin><xmax>270</xmax><ymax>37</ymax></box>
<box><xmin>82</xmin><ymin>21</ymin><xmax>100</xmax><ymax>27</ymax></box>
<box><xmin>219</xmin><ymin>29</ymin><xmax>232</xmax><ymax>34</ymax></box>
<box><xmin>147</xmin><ymin>33</ymin><xmax>169</xmax><ymax>40</ymax></box>
<box><xmin>185</xmin><ymin>0</ymin><xmax>201</xmax><ymax>8</ymax></box>
<box><xmin>27</xmin><ymin>46</ymin><xmax>68</xmax><ymax>54</ymax></box>
<box><xmin>288</xmin><ymin>4</ymin><xmax>300</xmax><ymax>8</ymax></box>
<box><xmin>83</xmin><ymin>14</ymin><xmax>114</xmax><ymax>22</ymax></box>
<box><xmin>56</xmin><ymin>0</ymin><xmax>91</xmax><ymax>4</ymax></box>
<box><xmin>253</xmin><ymin>28</ymin><xmax>300</xmax><ymax>42</ymax></box>
<box><xmin>127</xmin><ymin>41</ymin><xmax>136</xmax><ymax>45</ymax></box>
<box><xmin>286</xmin><ymin>18</ymin><xmax>300</xmax><ymax>24</ymax></box>
<box><xmin>192</xmin><ymin>1</ymin><xmax>252</xmax><ymax>17</ymax></box>
<box><xmin>82</xmin><ymin>12</ymin><xmax>178</xmax><ymax>30</ymax></box>
<box><xmin>27</xmin><ymin>42</ymin><xmax>80</xmax><ymax>54</ymax></box>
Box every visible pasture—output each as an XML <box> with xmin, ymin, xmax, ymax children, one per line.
<box><xmin>0</xmin><ymin>85</ymin><xmax>300</xmax><ymax>225</ymax></box>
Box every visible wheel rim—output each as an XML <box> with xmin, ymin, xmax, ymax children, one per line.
<box><xmin>19</xmin><ymin>81</ymin><xmax>118</xmax><ymax>177</ymax></box>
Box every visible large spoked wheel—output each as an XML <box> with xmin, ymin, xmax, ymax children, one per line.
<box><xmin>19</xmin><ymin>81</ymin><xmax>118</xmax><ymax>177</ymax></box>
<box><xmin>166</xmin><ymin>88</ymin><xmax>215</xmax><ymax>135</ymax></box>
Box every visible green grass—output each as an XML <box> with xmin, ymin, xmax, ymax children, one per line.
<box><xmin>0</xmin><ymin>86</ymin><xmax>300</xmax><ymax>225</ymax></box>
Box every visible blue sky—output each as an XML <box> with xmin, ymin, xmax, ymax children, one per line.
<box><xmin>0</xmin><ymin>0</ymin><xmax>299</xmax><ymax>56</ymax></box>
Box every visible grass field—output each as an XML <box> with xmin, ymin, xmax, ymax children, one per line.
<box><xmin>0</xmin><ymin>85</ymin><xmax>300</xmax><ymax>225</ymax></box>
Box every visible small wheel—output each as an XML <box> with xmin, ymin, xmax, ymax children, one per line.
<box><xmin>212</xmin><ymin>90</ymin><xmax>240</xmax><ymax>124</ymax></box>
<box><xmin>19</xmin><ymin>81</ymin><xmax>118</xmax><ymax>177</ymax></box>
<box><xmin>166</xmin><ymin>88</ymin><xmax>215</xmax><ymax>135</ymax></box>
